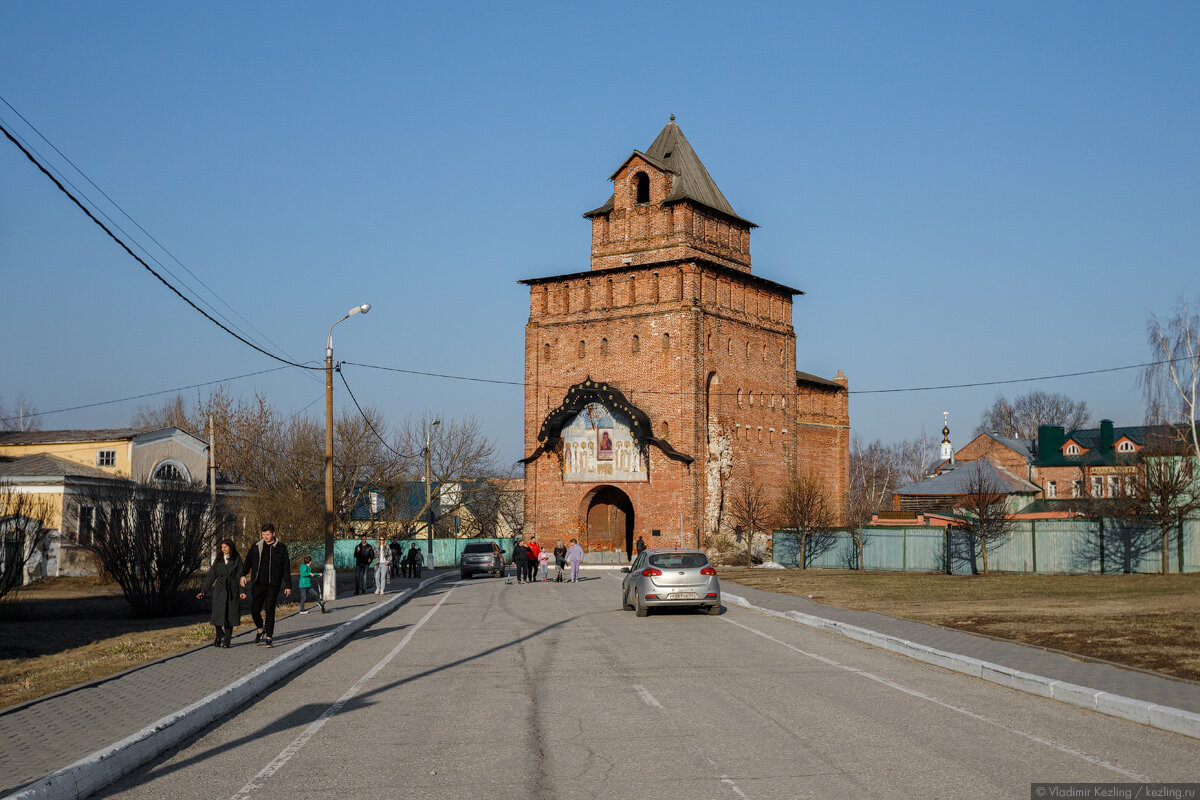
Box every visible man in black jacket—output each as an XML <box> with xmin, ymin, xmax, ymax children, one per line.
<box><xmin>353</xmin><ymin>536</ymin><xmax>375</xmax><ymax>594</ymax></box>
<box><xmin>239</xmin><ymin>523</ymin><xmax>292</xmax><ymax>648</ymax></box>
<box><xmin>511</xmin><ymin>538</ymin><xmax>529</xmax><ymax>584</ymax></box>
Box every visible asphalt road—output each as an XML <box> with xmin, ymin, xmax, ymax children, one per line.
<box><xmin>96</xmin><ymin>573</ymin><xmax>1198</xmax><ymax>800</ymax></box>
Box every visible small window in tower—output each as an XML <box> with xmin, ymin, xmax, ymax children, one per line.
<box><xmin>632</xmin><ymin>335</ymin><xmax>640</xmax><ymax>355</ymax></box>
<box><xmin>737</xmin><ymin>389</ymin><xmax>743</xmax><ymax>408</ymax></box>
<box><xmin>578</xmin><ymin>340</ymin><xmax>586</xmax><ymax>358</ymax></box>
<box><xmin>706</xmin><ymin>333</ymin><xmax>712</xmax><ymax>350</ymax></box>
<box><xmin>748</xmin><ymin>391</ymin><xmax>755</xmax><ymax>407</ymax></box>
<box><xmin>663</xmin><ymin>332</ymin><xmax>670</xmax><ymax>352</ymax></box>
<box><xmin>763</xmin><ymin>344</ymin><xmax>768</xmax><ymax>361</ymax></box>
<box><xmin>745</xmin><ymin>341</ymin><xmax>750</xmax><ymax>359</ymax></box>
<box><xmin>543</xmin><ymin>343</ymin><xmax>551</xmax><ymax>362</ymax></box>
<box><xmin>601</xmin><ymin>337</ymin><xmax>609</xmax><ymax>357</ymax></box>
<box><xmin>635</xmin><ymin>172</ymin><xmax>650</xmax><ymax>204</ymax></box>
<box><xmin>661</xmin><ymin>420</ymin><xmax>669</xmax><ymax>439</ymax></box>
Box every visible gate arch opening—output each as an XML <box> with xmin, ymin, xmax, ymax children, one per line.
<box><xmin>582</xmin><ymin>485</ymin><xmax>635</xmax><ymax>558</ymax></box>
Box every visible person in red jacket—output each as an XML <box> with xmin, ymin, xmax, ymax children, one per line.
<box><xmin>526</xmin><ymin>537</ymin><xmax>541</xmax><ymax>583</ymax></box>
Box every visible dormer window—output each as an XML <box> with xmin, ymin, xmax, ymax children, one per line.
<box><xmin>1065</xmin><ymin>443</ymin><xmax>1080</xmax><ymax>455</ymax></box>
<box><xmin>1117</xmin><ymin>440</ymin><xmax>1136</xmax><ymax>453</ymax></box>
<box><xmin>634</xmin><ymin>172</ymin><xmax>650</xmax><ymax>204</ymax></box>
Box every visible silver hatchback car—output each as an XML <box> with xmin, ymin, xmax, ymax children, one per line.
<box><xmin>621</xmin><ymin>548</ymin><xmax>721</xmax><ymax>616</ymax></box>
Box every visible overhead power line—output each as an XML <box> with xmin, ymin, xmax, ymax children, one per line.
<box><xmin>0</xmin><ymin>366</ymin><xmax>294</xmax><ymax>423</ymax></box>
<box><xmin>338</xmin><ymin>367</ymin><xmax>421</xmax><ymax>460</ymax></box>
<box><xmin>0</xmin><ymin>118</ymin><xmax>320</xmax><ymax>372</ymax></box>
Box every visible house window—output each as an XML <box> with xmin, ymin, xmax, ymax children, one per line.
<box><xmin>97</xmin><ymin>449</ymin><xmax>116</xmax><ymax>467</ymax></box>
<box><xmin>1117</xmin><ymin>441</ymin><xmax>1135</xmax><ymax>453</ymax></box>
<box><xmin>152</xmin><ymin>463</ymin><xmax>185</xmax><ymax>482</ymax></box>
<box><xmin>1091</xmin><ymin>476</ymin><xmax>1103</xmax><ymax>497</ymax></box>
<box><xmin>1065</xmin><ymin>444</ymin><xmax>1080</xmax><ymax>455</ymax></box>
<box><xmin>635</xmin><ymin>172</ymin><xmax>650</xmax><ymax>204</ymax></box>
<box><xmin>78</xmin><ymin>506</ymin><xmax>94</xmax><ymax>546</ymax></box>
<box><xmin>1046</xmin><ymin>481</ymin><xmax>1057</xmax><ymax>498</ymax></box>
<box><xmin>370</xmin><ymin>491</ymin><xmax>385</xmax><ymax>514</ymax></box>
<box><xmin>632</xmin><ymin>335</ymin><xmax>640</xmax><ymax>355</ymax></box>
<box><xmin>1107</xmin><ymin>475</ymin><xmax>1120</xmax><ymax>497</ymax></box>
<box><xmin>1125</xmin><ymin>475</ymin><xmax>1137</xmax><ymax>495</ymax></box>
<box><xmin>1072</xmin><ymin>480</ymin><xmax>1082</xmax><ymax>498</ymax></box>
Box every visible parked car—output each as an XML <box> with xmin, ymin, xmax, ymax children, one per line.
<box><xmin>620</xmin><ymin>548</ymin><xmax>720</xmax><ymax>616</ymax></box>
<box><xmin>459</xmin><ymin>542</ymin><xmax>506</xmax><ymax>579</ymax></box>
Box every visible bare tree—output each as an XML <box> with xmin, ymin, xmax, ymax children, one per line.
<box><xmin>727</xmin><ymin>470</ymin><xmax>774</xmax><ymax>568</ymax></box>
<box><xmin>955</xmin><ymin>462</ymin><xmax>1016</xmax><ymax>575</ymax></box>
<box><xmin>80</xmin><ymin>479</ymin><xmax>226</xmax><ymax>616</ymax></box>
<box><xmin>974</xmin><ymin>391</ymin><xmax>1091</xmax><ymax>440</ymax></box>
<box><xmin>776</xmin><ymin>473</ymin><xmax>838</xmax><ymax>569</ymax></box>
<box><xmin>0</xmin><ymin>395</ymin><xmax>42</xmax><ymax>432</ymax></box>
<box><xmin>0</xmin><ymin>481</ymin><xmax>56</xmax><ymax>601</ymax></box>
<box><xmin>848</xmin><ymin>436</ymin><xmax>902</xmax><ymax>524</ymax></box>
<box><xmin>897</xmin><ymin>430</ymin><xmax>939</xmax><ymax>485</ymax></box>
<box><xmin>1109</xmin><ymin>434</ymin><xmax>1200</xmax><ymax>575</ymax></box>
<box><xmin>1143</xmin><ymin>294</ymin><xmax>1200</xmax><ymax>463</ymax></box>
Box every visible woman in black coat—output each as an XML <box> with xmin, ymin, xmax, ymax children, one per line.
<box><xmin>197</xmin><ymin>539</ymin><xmax>243</xmax><ymax>648</ymax></box>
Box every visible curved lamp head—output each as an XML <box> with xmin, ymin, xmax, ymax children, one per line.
<box><xmin>349</xmin><ymin>303</ymin><xmax>372</xmax><ymax>317</ymax></box>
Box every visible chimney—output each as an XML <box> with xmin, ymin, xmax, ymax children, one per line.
<box><xmin>1039</xmin><ymin>425</ymin><xmax>1065</xmax><ymax>461</ymax></box>
<box><xmin>1100</xmin><ymin>419</ymin><xmax>1114</xmax><ymax>453</ymax></box>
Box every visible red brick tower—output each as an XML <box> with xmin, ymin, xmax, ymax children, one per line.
<box><xmin>521</xmin><ymin>118</ymin><xmax>848</xmax><ymax>560</ymax></box>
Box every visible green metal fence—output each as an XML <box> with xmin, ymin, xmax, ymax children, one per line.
<box><xmin>288</xmin><ymin>537</ymin><xmax>515</xmax><ymax>570</ymax></box>
<box><xmin>772</xmin><ymin>518</ymin><xmax>1199</xmax><ymax>574</ymax></box>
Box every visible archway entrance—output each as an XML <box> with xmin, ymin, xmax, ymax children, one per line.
<box><xmin>585</xmin><ymin>486</ymin><xmax>635</xmax><ymax>558</ymax></box>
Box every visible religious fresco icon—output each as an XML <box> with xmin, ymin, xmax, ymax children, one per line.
<box><xmin>562</xmin><ymin>402</ymin><xmax>647</xmax><ymax>482</ymax></box>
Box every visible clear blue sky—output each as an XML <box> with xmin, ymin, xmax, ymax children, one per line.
<box><xmin>3</xmin><ymin>1</ymin><xmax>1198</xmax><ymax>461</ymax></box>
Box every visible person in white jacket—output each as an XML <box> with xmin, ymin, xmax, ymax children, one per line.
<box><xmin>374</xmin><ymin>537</ymin><xmax>389</xmax><ymax>595</ymax></box>
<box><xmin>565</xmin><ymin>539</ymin><xmax>585</xmax><ymax>582</ymax></box>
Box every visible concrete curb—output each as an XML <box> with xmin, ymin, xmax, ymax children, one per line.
<box><xmin>3</xmin><ymin>573</ymin><xmax>453</xmax><ymax>800</ymax></box>
<box><xmin>721</xmin><ymin>591</ymin><xmax>1200</xmax><ymax>741</ymax></box>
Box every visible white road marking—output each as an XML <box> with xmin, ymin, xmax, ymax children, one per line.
<box><xmin>632</xmin><ymin>685</ymin><xmax>751</xmax><ymax>798</ymax></box>
<box><xmin>633</xmin><ymin>684</ymin><xmax>663</xmax><ymax>709</ymax></box>
<box><xmin>722</xmin><ymin>616</ymin><xmax>1151</xmax><ymax>782</ymax></box>
<box><xmin>228</xmin><ymin>587</ymin><xmax>455</xmax><ymax>800</ymax></box>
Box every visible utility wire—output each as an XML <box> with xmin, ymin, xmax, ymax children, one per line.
<box><xmin>0</xmin><ymin>119</ymin><xmax>320</xmax><ymax>371</ymax></box>
<box><xmin>0</xmin><ymin>97</ymin><xmax>321</xmax><ymax>385</ymax></box>
<box><xmin>0</xmin><ymin>366</ymin><xmax>293</xmax><ymax>423</ymax></box>
<box><xmin>338</xmin><ymin>367</ymin><xmax>421</xmax><ymax>460</ymax></box>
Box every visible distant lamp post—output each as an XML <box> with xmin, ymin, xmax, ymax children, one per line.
<box><xmin>425</xmin><ymin>419</ymin><xmax>441</xmax><ymax>571</ymax></box>
<box><xmin>324</xmin><ymin>303</ymin><xmax>371</xmax><ymax>600</ymax></box>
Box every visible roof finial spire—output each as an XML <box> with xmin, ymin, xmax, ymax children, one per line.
<box><xmin>669</xmin><ymin>113</ymin><xmax>675</xmax><ymax>122</ymax></box>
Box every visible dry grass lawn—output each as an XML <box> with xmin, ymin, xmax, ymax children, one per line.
<box><xmin>720</xmin><ymin>568</ymin><xmax>1200</xmax><ymax>681</ymax></box>
<box><xmin>0</xmin><ymin>577</ymin><xmax>256</xmax><ymax>709</ymax></box>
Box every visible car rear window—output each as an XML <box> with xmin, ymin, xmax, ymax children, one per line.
<box><xmin>462</xmin><ymin>543</ymin><xmax>495</xmax><ymax>554</ymax></box>
<box><xmin>647</xmin><ymin>553</ymin><xmax>709</xmax><ymax>569</ymax></box>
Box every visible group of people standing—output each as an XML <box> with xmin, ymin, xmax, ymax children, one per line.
<box><xmin>510</xmin><ymin>537</ymin><xmax>584</xmax><ymax>583</ymax></box>
<box><xmin>353</xmin><ymin>536</ymin><xmax>426</xmax><ymax>595</ymax></box>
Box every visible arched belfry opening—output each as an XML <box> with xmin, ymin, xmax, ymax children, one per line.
<box><xmin>634</xmin><ymin>172</ymin><xmax>650</xmax><ymax>204</ymax></box>
<box><xmin>583</xmin><ymin>485</ymin><xmax>635</xmax><ymax>558</ymax></box>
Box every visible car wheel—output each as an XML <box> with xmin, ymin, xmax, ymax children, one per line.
<box><xmin>706</xmin><ymin>603</ymin><xmax>721</xmax><ymax>616</ymax></box>
<box><xmin>635</xmin><ymin>594</ymin><xmax>649</xmax><ymax>617</ymax></box>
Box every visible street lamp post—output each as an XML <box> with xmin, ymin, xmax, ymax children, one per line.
<box><xmin>324</xmin><ymin>303</ymin><xmax>371</xmax><ymax>601</ymax></box>
<box><xmin>425</xmin><ymin>419</ymin><xmax>440</xmax><ymax>572</ymax></box>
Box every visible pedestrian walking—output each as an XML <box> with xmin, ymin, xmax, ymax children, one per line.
<box><xmin>553</xmin><ymin>539</ymin><xmax>567</xmax><ymax>583</ymax></box>
<box><xmin>389</xmin><ymin>539</ymin><xmax>403</xmax><ymax>578</ymax></box>
<box><xmin>297</xmin><ymin>555</ymin><xmax>325</xmax><ymax>614</ymax></box>
<box><xmin>511</xmin><ymin>538</ymin><xmax>529</xmax><ymax>584</ymax></box>
<box><xmin>635</xmin><ymin>535</ymin><xmax>647</xmax><ymax>556</ymax></box>
<box><xmin>353</xmin><ymin>535</ymin><xmax>375</xmax><ymax>595</ymax></box>
<box><xmin>526</xmin><ymin>537</ymin><xmax>541</xmax><ymax>583</ymax></box>
<box><xmin>538</xmin><ymin>549</ymin><xmax>550</xmax><ymax>582</ymax></box>
<box><xmin>566</xmin><ymin>538</ymin><xmax>584</xmax><ymax>582</ymax></box>
<box><xmin>239</xmin><ymin>523</ymin><xmax>292</xmax><ymax>648</ymax></box>
<box><xmin>410</xmin><ymin>545</ymin><xmax>425</xmax><ymax>577</ymax></box>
<box><xmin>196</xmin><ymin>538</ymin><xmax>242</xmax><ymax>648</ymax></box>
<box><xmin>374</xmin><ymin>537</ymin><xmax>389</xmax><ymax>595</ymax></box>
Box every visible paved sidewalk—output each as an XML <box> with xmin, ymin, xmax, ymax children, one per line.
<box><xmin>723</xmin><ymin>579</ymin><xmax>1200</xmax><ymax>716</ymax></box>
<box><xmin>0</xmin><ymin>570</ymin><xmax>448</xmax><ymax>797</ymax></box>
